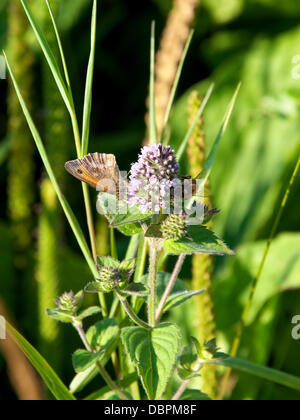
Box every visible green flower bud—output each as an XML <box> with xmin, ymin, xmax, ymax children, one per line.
<box><xmin>55</xmin><ymin>291</ymin><xmax>79</xmax><ymax>313</ymax></box>
<box><xmin>97</xmin><ymin>265</ymin><xmax>122</xmax><ymax>291</ymax></box>
<box><xmin>161</xmin><ymin>213</ymin><xmax>188</xmax><ymax>240</ymax></box>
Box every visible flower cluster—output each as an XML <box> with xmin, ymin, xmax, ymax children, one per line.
<box><xmin>128</xmin><ymin>144</ymin><xmax>181</xmax><ymax>213</ymax></box>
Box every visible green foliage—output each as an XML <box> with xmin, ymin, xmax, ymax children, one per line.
<box><xmin>121</xmin><ymin>323</ymin><xmax>181</xmax><ymax>399</ymax></box>
<box><xmin>72</xmin><ymin>349</ymin><xmax>104</xmax><ymax>373</ymax></box>
<box><xmin>7</xmin><ymin>323</ymin><xmax>76</xmax><ymax>400</ymax></box>
<box><xmin>164</xmin><ymin>225</ymin><xmax>234</xmax><ymax>255</ymax></box>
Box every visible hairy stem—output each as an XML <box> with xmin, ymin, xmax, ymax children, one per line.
<box><xmin>148</xmin><ymin>241</ymin><xmax>159</xmax><ymax>327</ymax></box>
<box><xmin>155</xmin><ymin>254</ymin><xmax>185</xmax><ymax>323</ymax></box>
<box><xmin>117</xmin><ymin>292</ymin><xmax>151</xmax><ymax>330</ymax></box>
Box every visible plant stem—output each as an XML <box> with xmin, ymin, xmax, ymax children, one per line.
<box><xmin>155</xmin><ymin>254</ymin><xmax>185</xmax><ymax>323</ymax></box>
<box><xmin>117</xmin><ymin>292</ymin><xmax>151</xmax><ymax>330</ymax></box>
<box><xmin>148</xmin><ymin>240</ymin><xmax>159</xmax><ymax>327</ymax></box>
<box><xmin>69</xmin><ymin>110</ymin><xmax>108</xmax><ymax>317</ymax></box>
<box><xmin>73</xmin><ymin>320</ymin><xmax>129</xmax><ymax>400</ymax></box>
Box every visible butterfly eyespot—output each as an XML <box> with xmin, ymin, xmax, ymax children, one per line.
<box><xmin>77</xmin><ymin>169</ymin><xmax>83</xmax><ymax>174</ymax></box>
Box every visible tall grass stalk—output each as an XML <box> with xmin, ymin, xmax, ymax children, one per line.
<box><xmin>187</xmin><ymin>91</ymin><xmax>218</xmax><ymax>399</ymax></box>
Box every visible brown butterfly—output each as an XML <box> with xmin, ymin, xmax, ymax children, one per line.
<box><xmin>65</xmin><ymin>153</ymin><xmax>120</xmax><ymax>194</ymax></box>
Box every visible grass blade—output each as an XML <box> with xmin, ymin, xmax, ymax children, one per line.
<box><xmin>176</xmin><ymin>83</ymin><xmax>215</xmax><ymax>162</ymax></box>
<box><xmin>161</xmin><ymin>30</ymin><xmax>194</xmax><ymax>144</ymax></box>
<box><xmin>45</xmin><ymin>0</ymin><xmax>71</xmax><ymax>88</ymax></box>
<box><xmin>199</xmin><ymin>82</ymin><xmax>241</xmax><ymax>184</ymax></box>
<box><xmin>82</xmin><ymin>0</ymin><xmax>97</xmax><ymax>155</ymax></box>
<box><xmin>186</xmin><ymin>82</ymin><xmax>241</xmax><ymax>210</ymax></box>
<box><xmin>20</xmin><ymin>0</ymin><xmax>72</xmax><ymax>114</ymax></box>
<box><xmin>149</xmin><ymin>21</ymin><xmax>157</xmax><ymax>145</ymax></box>
<box><xmin>7</xmin><ymin>322</ymin><xmax>76</xmax><ymax>400</ymax></box>
<box><xmin>4</xmin><ymin>52</ymin><xmax>98</xmax><ymax>279</ymax></box>
<box><xmin>216</xmin><ymin>357</ymin><xmax>300</xmax><ymax>392</ymax></box>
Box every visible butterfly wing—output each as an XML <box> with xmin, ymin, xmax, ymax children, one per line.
<box><xmin>65</xmin><ymin>153</ymin><xmax>120</xmax><ymax>193</ymax></box>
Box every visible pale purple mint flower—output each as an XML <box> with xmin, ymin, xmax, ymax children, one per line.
<box><xmin>128</xmin><ymin>144</ymin><xmax>181</xmax><ymax>213</ymax></box>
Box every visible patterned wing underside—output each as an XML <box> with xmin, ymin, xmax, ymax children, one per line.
<box><xmin>64</xmin><ymin>153</ymin><xmax>120</xmax><ymax>193</ymax></box>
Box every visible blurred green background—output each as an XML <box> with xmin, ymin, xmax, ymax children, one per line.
<box><xmin>0</xmin><ymin>0</ymin><xmax>300</xmax><ymax>400</ymax></box>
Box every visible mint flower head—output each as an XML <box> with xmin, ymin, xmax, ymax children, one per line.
<box><xmin>128</xmin><ymin>144</ymin><xmax>181</xmax><ymax>213</ymax></box>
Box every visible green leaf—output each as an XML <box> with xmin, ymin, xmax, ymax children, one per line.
<box><xmin>112</xmin><ymin>207</ymin><xmax>152</xmax><ymax>227</ymax></box>
<box><xmin>119</xmin><ymin>283</ymin><xmax>149</xmax><ymax>297</ymax></box>
<box><xmin>86</xmin><ymin>319</ymin><xmax>119</xmax><ymax>350</ymax></box>
<box><xmin>19</xmin><ymin>0</ymin><xmax>72</xmax><ymax>114</ymax></box>
<box><xmin>97</xmin><ymin>256</ymin><xmax>120</xmax><ymax>269</ymax></box>
<box><xmin>179</xmin><ymin>345</ymin><xmax>199</xmax><ymax>369</ymax></box>
<box><xmin>164</xmin><ymin>289</ymin><xmax>204</xmax><ymax>312</ymax></box>
<box><xmin>216</xmin><ymin>357</ymin><xmax>300</xmax><ymax>392</ymax></box>
<box><xmin>7</xmin><ymin>322</ymin><xmax>76</xmax><ymax>400</ymax></box>
<box><xmin>97</xmin><ymin>193</ymin><xmax>152</xmax><ymax>227</ymax></box>
<box><xmin>145</xmin><ymin>224</ymin><xmax>163</xmax><ymax>239</ymax></box>
<box><xmin>82</xmin><ymin>0</ymin><xmax>97</xmax><ymax>155</ymax></box>
<box><xmin>85</xmin><ymin>282</ymin><xmax>111</xmax><ymax>294</ymax></box>
<box><xmin>4</xmin><ymin>54</ymin><xmax>98</xmax><ymax>279</ymax></box>
<box><xmin>179</xmin><ymin>389</ymin><xmax>211</xmax><ymax>401</ymax></box>
<box><xmin>118</xmin><ymin>258</ymin><xmax>136</xmax><ymax>273</ymax></box>
<box><xmin>117</xmin><ymin>223</ymin><xmax>143</xmax><ymax>236</ymax></box>
<box><xmin>121</xmin><ymin>323</ymin><xmax>181</xmax><ymax>400</ymax></box>
<box><xmin>46</xmin><ymin>308</ymin><xmax>75</xmax><ymax>324</ymax></box>
<box><xmin>77</xmin><ymin>306</ymin><xmax>101</xmax><ymax>321</ymax></box>
<box><xmin>70</xmin><ymin>319</ymin><xmax>119</xmax><ymax>393</ymax></box>
<box><xmin>164</xmin><ymin>225</ymin><xmax>234</xmax><ymax>256</ymax></box>
<box><xmin>72</xmin><ymin>349</ymin><xmax>104</xmax><ymax>373</ymax></box>
<box><xmin>149</xmin><ymin>21</ymin><xmax>157</xmax><ymax>144</ymax></box>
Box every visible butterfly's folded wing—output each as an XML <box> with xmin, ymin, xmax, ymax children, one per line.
<box><xmin>65</xmin><ymin>153</ymin><xmax>120</xmax><ymax>193</ymax></box>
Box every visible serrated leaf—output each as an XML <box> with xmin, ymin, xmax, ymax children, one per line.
<box><xmin>119</xmin><ymin>283</ymin><xmax>150</xmax><ymax>297</ymax></box>
<box><xmin>77</xmin><ymin>306</ymin><xmax>101</xmax><ymax>321</ymax></box>
<box><xmin>164</xmin><ymin>225</ymin><xmax>234</xmax><ymax>256</ymax></box>
<box><xmin>121</xmin><ymin>323</ymin><xmax>181</xmax><ymax>400</ymax></box>
<box><xmin>164</xmin><ymin>289</ymin><xmax>204</xmax><ymax>312</ymax></box>
<box><xmin>72</xmin><ymin>349</ymin><xmax>104</xmax><ymax>373</ymax></box>
<box><xmin>86</xmin><ymin>319</ymin><xmax>119</xmax><ymax>350</ymax></box>
<box><xmin>97</xmin><ymin>256</ymin><xmax>120</xmax><ymax>268</ymax></box>
<box><xmin>46</xmin><ymin>308</ymin><xmax>75</xmax><ymax>324</ymax></box>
